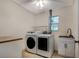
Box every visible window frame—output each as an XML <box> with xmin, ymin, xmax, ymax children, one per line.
<box><xmin>50</xmin><ymin>16</ymin><xmax>59</xmax><ymax>32</ymax></box>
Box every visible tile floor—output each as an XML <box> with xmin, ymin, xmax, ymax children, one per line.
<box><xmin>22</xmin><ymin>50</ymin><xmax>64</xmax><ymax>58</ymax></box>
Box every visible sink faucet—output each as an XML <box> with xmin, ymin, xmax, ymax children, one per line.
<box><xmin>67</xmin><ymin>28</ymin><xmax>72</xmax><ymax>36</ymax></box>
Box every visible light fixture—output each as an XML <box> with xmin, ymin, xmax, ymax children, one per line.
<box><xmin>32</xmin><ymin>0</ymin><xmax>48</xmax><ymax>9</ymax></box>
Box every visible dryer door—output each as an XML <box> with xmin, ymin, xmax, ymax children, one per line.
<box><xmin>27</xmin><ymin>37</ymin><xmax>35</xmax><ymax>49</ymax></box>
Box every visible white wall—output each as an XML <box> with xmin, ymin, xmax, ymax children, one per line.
<box><xmin>73</xmin><ymin>0</ymin><xmax>79</xmax><ymax>57</ymax></box>
<box><xmin>0</xmin><ymin>0</ymin><xmax>34</xmax><ymax>36</ymax></box>
<box><xmin>34</xmin><ymin>6</ymin><xmax>73</xmax><ymax>50</ymax></box>
<box><xmin>0</xmin><ymin>40</ymin><xmax>24</xmax><ymax>58</ymax></box>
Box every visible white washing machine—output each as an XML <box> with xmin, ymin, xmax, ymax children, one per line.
<box><xmin>25</xmin><ymin>32</ymin><xmax>37</xmax><ymax>54</ymax></box>
<box><xmin>37</xmin><ymin>34</ymin><xmax>54</xmax><ymax>57</ymax></box>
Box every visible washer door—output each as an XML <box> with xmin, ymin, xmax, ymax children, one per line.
<box><xmin>27</xmin><ymin>37</ymin><xmax>35</xmax><ymax>49</ymax></box>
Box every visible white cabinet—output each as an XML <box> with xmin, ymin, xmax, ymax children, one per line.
<box><xmin>58</xmin><ymin>39</ymin><xmax>65</xmax><ymax>56</ymax></box>
<box><xmin>0</xmin><ymin>40</ymin><xmax>25</xmax><ymax>58</ymax></box>
<box><xmin>65</xmin><ymin>39</ymin><xmax>75</xmax><ymax>57</ymax></box>
<box><xmin>58</xmin><ymin>38</ymin><xmax>75</xmax><ymax>57</ymax></box>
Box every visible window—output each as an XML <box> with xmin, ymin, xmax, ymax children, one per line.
<box><xmin>50</xmin><ymin>16</ymin><xmax>59</xmax><ymax>32</ymax></box>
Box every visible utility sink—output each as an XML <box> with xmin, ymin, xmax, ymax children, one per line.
<box><xmin>59</xmin><ymin>35</ymin><xmax>74</xmax><ymax>39</ymax></box>
<box><xmin>59</xmin><ymin>28</ymin><xmax>75</xmax><ymax>39</ymax></box>
<box><xmin>59</xmin><ymin>36</ymin><xmax>69</xmax><ymax>38</ymax></box>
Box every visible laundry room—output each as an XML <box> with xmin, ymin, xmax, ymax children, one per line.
<box><xmin>0</xmin><ymin>0</ymin><xmax>79</xmax><ymax>58</ymax></box>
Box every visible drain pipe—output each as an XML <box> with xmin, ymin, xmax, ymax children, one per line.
<box><xmin>49</xmin><ymin>9</ymin><xmax>52</xmax><ymax>34</ymax></box>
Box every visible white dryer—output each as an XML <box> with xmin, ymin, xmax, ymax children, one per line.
<box><xmin>25</xmin><ymin>32</ymin><xmax>37</xmax><ymax>54</ymax></box>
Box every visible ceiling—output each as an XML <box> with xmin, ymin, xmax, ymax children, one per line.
<box><xmin>13</xmin><ymin>0</ymin><xmax>73</xmax><ymax>14</ymax></box>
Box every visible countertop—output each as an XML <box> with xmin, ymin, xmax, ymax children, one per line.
<box><xmin>0</xmin><ymin>36</ymin><xmax>23</xmax><ymax>43</ymax></box>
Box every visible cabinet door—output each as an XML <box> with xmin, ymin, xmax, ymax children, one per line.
<box><xmin>75</xmin><ymin>43</ymin><xmax>79</xmax><ymax>58</ymax></box>
<box><xmin>65</xmin><ymin>40</ymin><xmax>75</xmax><ymax>57</ymax></box>
<box><xmin>58</xmin><ymin>38</ymin><xmax>65</xmax><ymax>56</ymax></box>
